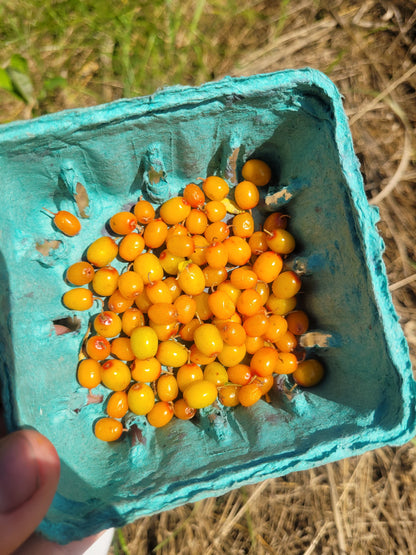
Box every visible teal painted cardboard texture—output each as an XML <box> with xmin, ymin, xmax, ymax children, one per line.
<box><xmin>0</xmin><ymin>68</ymin><xmax>415</xmax><ymax>543</ymax></box>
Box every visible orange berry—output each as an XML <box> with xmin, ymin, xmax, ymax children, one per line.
<box><xmin>248</xmin><ymin>231</ymin><xmax>269</xmax><ymax>255</ymax></box>
<box><xmin>160</xmin><ymin>197</ymin><xmax>191</xmax><ymax>225</ymax></box>
<box><xmin>193</xmin><ymin>323</ymin><xmax>224</xmax><ymax>358</ymax></box>
<box><xmin>149</xmin><ymin>320</ymin><xmax>179</xmax><ymax>341</ymax></box>
<box><xmin>174</xmin><ymin>295</ymin><xmax>197</xmax><ymax>324</ymax></box>
<box><xmin>106</xmin><ymin>391</ymin><xmax>128</xmax><ymax>418</ymax></box>
<box><xmin>128</xmin><ymin>382</ymin><xmax>155</xmax><ymax>415</ymax></box>
<box><xmin>164</xmin><ymin>276</ymin><xmax>182</xmax><ymax>301</ymax></box>
<box><xmin>95</xmin><ymin>418</ymin><xmax>123</xmax><ymax>442</ymax></box>
<box><xmin>51</xmin><ymin>210</ymin><xmax>81</xmax><ymax>236</ymax></box>
<box><xmin>66</xmin><ymin>261</ymin><xmax>94</xmax><ymax>286</ymax></box>
<box><xmin>266</xmin><ymin>229</ymin><xmax>296</xmax><ymax>255</ymax></box>
<box><xmin>77</xmin><ymin>359</ymin><xmax>102</xmax><ymax>389</ymax></box>
<box><xmin>85</xmin><ymin>335</ymin><xmax>111</xmax><ymax>361</ymax></box>
<box><xmin>143</xmin><ymin>218</ymin><xmax>168</xmax><ymax>249</ymax></box>
<box><xmin>227</xmin><ymin>363</ymin><xmax>252</xmax><ymax>385</ymax></box>
<box><xmin>179</xmin><ymin>319</ymin><xmax>201</xmax><ymax>342</ymax></box>
<box><xmin>204</xmin><ymin>362</ymin><xmax>228</xmax><ymax>386</ymax></box>
<box><xmin>109</xmin><ymin>211</ymin><xmax>137</xmax><ymax>235</ymax></box>
<box><xmin>252</xmin><ymin>251</ymin><xmax>283</xmax><ymax>283</ymax></box>
<box><xmin>190</xmin><ymin>235</ymin><xmax>209</xmax><ymax>265</ymax></box>
<box><xmin>230</xmin><ymin>267</ymin><xmax>257</xmax><ymax>290</ymax></box>
<box><xmin>189</xmin><ymin>343</ymin><xmax>216</xmax><ymax>365</ymax></box>
<box><xmin>130</xmin><ymin>326</ymin><xmax>159</xmax><ymax>359</ymax></box>
<box><xmin>245</xmin><ymin>335</ymin><xmax>265</xmax><ymax>354</ymax></box>
<box><xmin>208</xmin><ymin>290</ymin><xmax>235</xmax><ymax>320</ymax></box>
<box><xmin>156</xmin><ymin>340</ymin><xmax>188</xmax><ymax>367</ymax></box>
<box><xmin>217</xmin><ymin>321</ymin><xmax>246</xmax><ymax>346</ymax></box>
<box><xmin>218</xmin><ymin>385</ymin><xmax>240</xmax><ymax>407</ymax></box>
<box><xmin>133</xmin><ymin>252</ymin><xmax>164</xmax><ymax>285</ymax></box>
<box><xmin>110</xmin><ymin>337</ymin><xmax>135</xmax><ymax>361</ymax></box>
<box><xmin>157</xmin><ymin>373</ymin><xmax>179</xmax><ymax>402</ymax></box>
<box><xmin>275</xmin><ymin>352</ymin><xmax>298</xmax><ymax>375</ymax></box>
<box><xmin>217</xmin><ymin>281</ymin><xmax>241</xmax><ymax>305</ymax></box>
<box><xmin>94</xmin><ymin>311</ymin><xmax>122</xmax><ymax>337</ymax></box>
<box><xmin>174</xmin><ymin>398</ymin><xmax>197</xmax><ymax>419</ymax></box>
<box><xmin>255</xmin><ymin>281</ymin><xmax>270</xmax><ymax>305</ymax></box>
<box><xmin>159</xmin><ymin>250</ymin><xmax>185</xmax><ymax>275</ymax></box>
<box><xmin>121</xmin><ymin>307</ymin><xmax>145</xmax><ymax>336</ymax></box>
<box><xmin>101</xmin><ymin>359</ymin><xmax>131</xmax><ymax>391</ymax></box>
<box><xmin>234</xmin><ymin>181</ymin><xmax>259</xmax><ymax>210</ymax></box>
<box><xmin>232</xmin><ymin>212</ymin><xmax>255</xmax><ymax>238</ymax></box>
<box><xmin>205</xmin><ymin>241</ymin><xmax>228</xmax><ymax>268</ymax></box>
<box><xmin>253</xmin><ymin>374</ymin><xmax>274</xmax><ymax>396</ymax></box>
<box><xmin>263</xmin><ymin>212</ymin><xmax>288</xmax><ymax>233</ymax></box>
<box><xmin>134</xmin><ymin>200</ymin><xmax>155</xmax><ymax>224</ymax></box>
<box><xmin>118</xmin><ymin>271</ymin><xmax>144</xmax><ymax>299</ymax></box>
<box><xmin>184</xmin><ymin>379</ymin><xmax>218</xmax><ymax>409</ymax></box>
<box><xmin>183</xmin><ymin>183</ymin><xmax>205</xmax><ymax>208</ymax></box>
<box><xmin>177</xmin><ymin>263</ymin><xmax>205</xmax><ymax>296</ymax></box>
<box><xmin>147</xmin><ymin>401</ymin><xmax>174</xmax><ymax>428</ymax></box>
<box><xmin>272</xmin><ymin>271</ymin><xmax>301</xmax><ymax>299</ymax></box>
<box><xmin>286</xmin><ymin>310</ymin><xmax>309</xmax><ymax>335</ymax></box>
<box><xmin>205</xmin><ymin>200</ymin><xmax>227</xmax><ymax>222</ymax></box>
<box><xmin>292</xmin><ymin>359</ymin><xmax>324</xmax><ymax>386</ymax></box>
<box><xmin>202</xmin><ymin>176</ymin><xmax>229</xmax><ymax>201</ymax></box>
<box><xmin>87</xmin><ymin>236</ymin><xmax>118</xmax><ymax>267</ymax></box>
<box><xmin>194</xmin><ymin>292</ymin><xmax>213</xmax><ymax>321</ymax></box>
<box><xmin>204</xmin><ymin>221</ymin><xmax>230</xmax><ymax>243</ymax></box>
<box><xmin>238</xmin><ymin>383</ymin><xmax>262</xmax><ymax>407</ymax></box>
<box><xmin>108</xmin><ymin>289</ymin><xmax>134</xmax><ymax>313</ymax></box>
<box><xmin>236</xmin><ymin>289</ymin><xmax>262</xmax><ymax>317</ymax></box>
<box><xmin>92</xmin><ymin>266</ymin><xmax>119</xmax><ymax>297</ymax></box>
<box><xmin>264</xmin><ymin>314</ymin><xmax>288</xmax><ymax>343</ymax></box>
<box><xmin>166</xmin><ymin>223</ymin><xmax>188</xmax><ymax>241</ymax></box>
<box><xmin>134</xmin><ymin>288</ymin><xmax>153</xmax><ymax>313</ymax></box>
<box><xmin>203</xmin><ymin>266</ymin><xmax>228</xmax><ymax>288</ymax></box>
<box><xmin>118</xmin><ymin>232</ymin><xmax>145</xmax><ymax>262</ymax></box>
<box><xmin>241</xmin><ymin>159</ymin><xmax>271</xmax><ymax>187</ymax></box>
<box><xmin>148</xmin><ymin>302</ymin><xmax>178</xmax><ymax>325</ymax></box>
<box><xmin>275</xmin><ymin>330</ymin><xmax>297</xmax><ymax>353</ymax></box>
<box><xmin>223</xmin><ymin>236</ymin><xmax>251</xmax><ymax>266</ymax></box>
<box><xmin>185</xmin><ymin>209</ymin><xmax>208</xmax><ymax>235</ymax></box>
<box><xmin>62</xmin><ymin>288</ymin><xmax>93</xmax><ymax>311</ymax></box>
<box><xmin>250</xmin><ymin>346</ymin><xmax>279</xmax><ymax>377</ymax></box>
<box><xmin>131</xmin><ymin>357</ymin><xmax>161</xmax><ymax>382</ymax></box>
<box><xmin>266</xmin><ymin>294</ymin><xmax>297</xmax><ymax>315</ymax></box>
<box><xmin>243</xmin><ymin>312</ymin><xmax>268</xmax><ymax>337</ymax></box>
<box><xmin>177</xmin><ymin>363</ymin><xmax>204</xmax><ymax>392</ymax></box>
<box><xmin>166</xmin><ymin>234</ymin><xmax>194</xmax><ymax>258</ymax></box>
<box><xmin>217</xmin><ymin>343</ymin><xmax>246</xmax><ymax>367</ymax></box>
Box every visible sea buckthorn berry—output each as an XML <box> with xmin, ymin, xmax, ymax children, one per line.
<box><xmin>263</xmin><ymin>212</ymin><xmax>288</xmax><ymax>233</ymax></box>
<box><xmin>230</xmin><ymin>267</ymin><xmax>257</xmax><ymax>290</ymax></box>
<box><xmin>131</xmin><ymin>357</ymin><xmax>161</xmax><ymax>382</ymax></box>
<box><xmin>77</xmin><ymin>359</ymin><xmax>102</xmax><ymax>389</ymax></box>
<box><xmin>255</xmin><ymin>281</ymin><xmax>270</xmax><ymax>306</ymax></box>
<box><xmin>245</xmin><ymin>335</ymin><xmax>265</xmax><ymax>354</ymax></box>
<box><xmin>106</xmin><ymin>391</ymin><xmax>128</xmax><ymax>419</ymax></box>
<box><xmin>174</xmin><ymin>295</ymin><xmax>197</xmax><ymax>324</ymax></box>
<box><xmin>118</xmin><ymin>232</ymin><xmax>145</xmax><ymax>261</ymax></box>
<box><xmin>201</xmin><ymin>176</ymin><xmax>229</xmax><ymax>201</ymax></box>
<box><xmin>213</xmin><ymin>312</ymin><xmax>242</xmax><ymax>326</ymax></box>
<box><xmin>189</xmin><ymin>343</ymin><xmax>216</xmax><ymax>365</ymax></box>
<box><xmin>179</xmin><ymin>319</ymin><xmax>201</xmax><ymax>342</ymax></box>
<box><xmin>134</xmin><ymin>199</ymin><xmax>155</xmax><ymax>224</ymax></box>
<box><xmin>101</xmin><ymin>359</ymin><xmax>131</xmax><ymax>391</ymax></box>
<box><xmin>227</xmin><ymin>364</ymin><xmax>252</xmax><ymax>386</ymax></box>
<box><xmin>160</xmin><ymin>197</ymin><xmax>191</xmax><ymax>225</ymax></box>
<box><xmin>252</xmin><ymin>251</ymin><xmax>283</xmax><ymax>283</ymax></box>
<box><xmin>275</xmin><ymin>352</ymin><xmax>298</xmax><ymax>375</ymax></box>
<box><xmin>148</xmin><ymin>302</ymin><xmax>178</xmax><ymax>325</ymax></box>
<box><xmin>157</xmin><ymin>373</ymin><xmax>179</xmax><ymax>402</ymax></box>
<box><xmin>232</xmin><ymin>212</ymin><xmax>255</xmax><ymax>238</ymax></box>
<box><xmin>234</xmin><ymin>181</ymin><xmax>259</xmax><ymax>210</ymax></box>
<box><xmin>193</xmin><ymin>323</ymin><xmax>224</xmax><ymax>358</ymax></box>
<box><xmin>121</xmin><ymin>307</ymin><xmax>145</xmax><ymax>336</ymax></box>
<box><xmin>134</xmin><ymin>288</ymin><xmax>152</xmax><ymax>313</ymax></box>
<box><xmin>205</xmin><ymin>221</ymin><xmax>230</xmax><ymax>243</ymax></box>
<box><xmin>108</xmin><ymin>289</ymin><xmax>134</xmax><ymax>313</ymax></box>
<box><xmin>149</xmin><ymin>320</ymin><xmax>179</xmax><ymax>341</ymax></box>
<box><xmin>248</xmin><ymin>231</ymin><xmax>269</xmax><ymax>255</ymax></box>
<box><xmin>264</xmin><ymin>314</ymin><xmax>288</xmax><ymax>343</ymax></box>
<box><xmin>166</xmin><ymin>223</ymin><xmax>188</xmax><ymax>241</ymax></box>
<box><xmin>87</xmin><ymin>236</ymin><xmax>118</xmax><ymax>267</ymax></box>
<box><xmin>63</xmin><ymin>288</ymin><xmax>93</xmax><ymax>311</ymax></box>
<box><xmin>243</xmin><ymin>312</ymin><xmax>268</xmax><ymax>337</ymax></box>
<box><xmin>183</xmin><ymin>183</ymin><xmax>205</xmax><ymax>208</ymax></box>
<box><xmin>266</xmin><ymin>294</ymin><xmax>297</xmax><ymax>315</ymax></box>
<box><xmin>208</xmin><ymin>291</ymin><xmax>236</xmax><ymax>320</ymax></box>
<box><xmin>275</xmin><ymin>330</ymin><xmax>298</xmax><ymax>353</ymax></box>
<box><xmin>205</xmin><ymin>200</ymin><xmax>227</xmax><ymax>222</ymax></box>
<box><xmin>218</xmin><ymin>385</ymin><xmax>240</xmax><ymax>407</ymax></box>
<box><xmin>204</xmin><ymin>362</ymin><xmax>228</xmax><ymax>387</ymax></box>
<box><xmin>286</xmin><ymin>310</ymin><xmax>309</xmax><ymax>335</ymax></box>
<box><xmin>156</xmin><ymin>340</ymin><xmax>188</xmax><ymax>368</ymax></box>
<box><xmin>92</xmin><ymin>266</ymin><xmax>119</xmax><ymax>297</ymax></box>
<box><xmin>217</xmin><ymin>281</ymin><xmax>241</xmax><ymax>305</ymax></box>
<box><xmin>130</xmin><ymin>326</ymin><xmax>159</xmax><ymax>360</ymax></box>
<box><xmin>194</xmin><ymin>292</ymin><xmax>213</xmax><ymax>321</ymax></box>
<box><xmin>190</xmin><ymin>235</ymin><xmax>209</xmax><ymax>265</ymax></box>
<box><xmin>109</xmin><ymin>211</ymin><xmax>137</xmax><ymax>235</ymax></box>
<box><xmin>95</xmin><ymin>417</ymin><xmax>123</xmax><ymax>442</ymax></box>
<box><xmin>177</xmin><ymin>363</ymin><xmax>204</xmax><ymax>392</ymax></box>
<box><xmin>293</xmin><ymin>359</ymin><xmax>324</xmax><ymax>387</ymax></box>
<box><xmin>118</xmin><ymin>271</ymin><xmax>144</xmax><ymax>299</ymax></box>
<box><xmin>143</xmin><ymin>218</ymin><xmax>168</xmax><ymax>249</ymax></box>
<box><xmin>241</xmin><ymin>159</ymin><xmax>271</xmax><ymax>187</ymax></box>
<box><xmin>185</xmin><ymin>209</ymin><xmax>208</xmax><ymax>235</ymax></box>
<box><xmin>217</xmin><ymin>321</ymin><xmax>246</xmax><ymax>346</ymax></box>
<box><xmin>174</xmin><ymin>398</ymin><xmax>197</xmax><ymax>420</ymax></box>
<box><xmin>110</xmin><ymin>337</ymin><xmax>135</xmax><ymax>361</ymax></box>
<box><xmin>177</xmin><ymin>263</ymin><xmax>205</xmax><ymax>296</ymax></box>
<box><xmin>162</xmin><ymin>283</ymin><xmax>180</xmax><ymax>308</ymax></box>
<box><xmin>253</xmin><ymin>375</ymin><xmax>274</xmax><ymax>395</ymax></box>
<box><xmin>158</xmin><ymin>250</ymin><xmax>184</xmax><ymax>275</ymax></box>
<box><xmin>272</xmin><ymin>271</ymin><xmax>301</xmax><ymax>299</ymax></box>
<box><xmin>86</xmin><ymin>335</ymin><xmax>111</xmax><ymax>361</ymax></box>
<box><xmin>203</xmin><ymin>266</ymin><xmax>228</xmax><ymax>288</ymax></box>
<box><xmin>236</xmin><ymin>289</ymin><xmax>262</xmax><ymax>317</ymax></box>
<box><xmin>250</xmin><ymin>346</ymin><xmax>279</xmax><ymax>377</ymax></box>
<box><xmin>166</xmin><ymin>234</ymin><xmax>194</xmax><ymax>258</ymax></box>
<box><xmin>146</xmin><ymin>280</ymin><xmax>173</xmax><ymax>304</ymax></box>
<box><xmin>183</xmin><ymin>379</ymin><xmax>218</xmax><ymax>409</ymax></box>
<box><xmin>94</xmin><ymin>311</ymin><xmax>122</xmax><ymax>337</ymax></box>
<box><xmin>128</xmin><ymin>382</ymin><xmax>155</xmax><ymax>415</ymax></box>
<box><xmin>133</xmin><ymin>252</ymin><xmax>164</xmax><ymax>285</ymax></box>
<box><xmin>205</xmin><ymin>242</ymin><xmax>228</xmax><ymax>268</ymax></box>
<box><xmin>238</xmin><ymin>383</ymin><xmax>262</xmax><ymax>407</ymax></box>
<box><xmin>217</xmin><ymin>343</ymin><xmax>246</xmax><ymax>367</ymax></box>
<box><xmin>48</xmin><ymin>209</ymin><xmax>81</xmax><ymax>236</ymax></box>
<box><xmin>266</xmin><ymin>229</ymin><xmax>296</xmax><ymax>255</ymax></box>
<box><xmin>223</xmin><ymin>236</ymin><xmax>251</xmax><ymax>266</ymax></box>
<box><xmin>147</xmin><ymin>401</ymin><xmax>174</xmax><ymax>428</ymax></box>
<box><xmin>66</xmin><ymin>261</ymin><xmax>94</xmax><ymax>286</ymax></box>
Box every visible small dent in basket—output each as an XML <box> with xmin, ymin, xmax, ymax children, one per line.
<box><xmin>36</xmin><ymin>239</ymin><xmax>62</xmax><ymax>256</ymax></box>
<box><xmin>75</xmin><ymin>182</ymin><xmax>89</xmax><ymax>218</ymax></box>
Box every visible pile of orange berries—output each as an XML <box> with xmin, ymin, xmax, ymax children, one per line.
<box><xmin>62</xmin><ymin>159</ymin><xmax>324</xmax><ymax>442</ymax></box>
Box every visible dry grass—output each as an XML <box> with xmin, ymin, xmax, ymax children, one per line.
<box><xmin>111</xmin><ymin>1</ymin><xmax>416</xmax><ymax>553</ymax></box>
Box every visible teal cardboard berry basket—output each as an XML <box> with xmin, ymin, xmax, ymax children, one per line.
<box><xmin>0</xmin><ymin>68</ymin><xmax>415</xmax><ymax>543</ymax></box>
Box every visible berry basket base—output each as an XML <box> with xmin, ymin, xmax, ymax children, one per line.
<box><xmin>0</xmin><ymin>68</ymin><xmax>414</xmax><ymax>543</ymax></box>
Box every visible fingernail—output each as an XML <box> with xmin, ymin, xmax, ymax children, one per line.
<box><xmin>0</xmin><ymin>433</ymin><xmax>39</xmax><ymax>513</ymax></box>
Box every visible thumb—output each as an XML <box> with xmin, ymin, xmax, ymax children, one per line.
<box><xmin>0</xmin><ymin>430</ymin><xmax>60</xmax><ymax>555</ymax></box>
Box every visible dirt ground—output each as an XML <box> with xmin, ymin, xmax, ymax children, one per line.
<box><xmin>113</xmin><ymin>2</ymin><xmax>416</xmax><ymax>553</ymax></box>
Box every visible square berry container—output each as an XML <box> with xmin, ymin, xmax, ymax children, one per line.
<box><xmin>0</xmin><ymin>68</ymin><xmax>414</xmax><ymax>543</ymax></box>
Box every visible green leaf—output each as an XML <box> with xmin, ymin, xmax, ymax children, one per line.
<box><xmin>0</xmin><ymin>68</ymin><xmax>13</xmax><ymax>92</ymax></box>
<box><xmin>6</xmin><ymin>67</ymin><xmax>34</xmax><ymax>104</ymax></box>
<box><xmin>9</xmin><ymin>53</ymin><xmax>29</xmax><ymax>74</ymax></box>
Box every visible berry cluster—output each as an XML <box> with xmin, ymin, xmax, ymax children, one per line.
<box><xmin>61</xmin><ymin>159</ymin><xmax>324</xmax><ymax>441</ymax></box>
